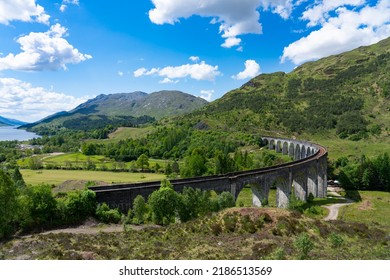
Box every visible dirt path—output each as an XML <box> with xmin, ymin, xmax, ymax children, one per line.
<box><xmin>323</xmin><ymin>188</ymin><xmax>354</xmax><ymax>221</ymax></box>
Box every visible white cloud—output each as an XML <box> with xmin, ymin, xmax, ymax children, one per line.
<box><xmin>301</xmin><ymin>0</ymin><xmax>366</xmax><ymax>26</ymax></box>
<box><xmin>159</xmin><ymin>77</ymin><xmax>179</xmax><ymax>84</ymax></box>
<box><xmin>232</xmin><ymin>60</ymin><xmax>261</xmax><ymax>80</ymax></box>
<box><xmin>200</xmin><ymin>90</ymin><xmax>214</xmax><ymax>101</ymax></box>
<box><xmin>0</xmin><ymin>24</ymin><xmax>92</xmax><ymax>71</ymax></box>
<box><xmin>134</xmin><ymin>61</ymin><xmax>221</xmax><ymax>81</ymax></box>
<box><xmin>149</xmin><ymin>0</ymin><xmax>264</xmax><ymax>48</ymax></box>
<box><xmin>259</xmin><ymin>0</ymin><xmax>295</xmax><ymax>19</ymax></box>
<box><xmin>0</xmin><ymin>0</ymin><xmax>50</xmax><ymax>25</ymax></box>
<box><xmin>282</xmin><ymin>0</ymin><xmax>390</xmax><ymax>64</ymax></box>
<box><xmin>0</xmin><ymin>78</ymin><xmax>89</xmax><ymax>122</ymax></box>
<box><xmin>118</xmin><ymin>71</ymin><xmax>124</xmax><ymax>76</ymax></box>
<box><xmin>189</xmin><ymin>56</ymin><xmax>200</xmax><ymax>62</ymax></box>
<box><xmin>60</xmin><ymin>0</ymin><xmax>80</xmax><ymax>12</ymax></box>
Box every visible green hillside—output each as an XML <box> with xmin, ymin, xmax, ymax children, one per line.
<box><xmin>184</xmin><ymin>37</ymin><xmax>390</xmax><ymax>145</ymax></box>
<box><xmin>22</xmin><ymin>90</ymin><xmax>208</xmax><ymax>133</ymax></box>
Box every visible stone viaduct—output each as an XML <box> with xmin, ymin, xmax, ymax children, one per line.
<box><xmin>89</xmin><ymin>137</ymin><xmax>328</xmax><ymax>212</ymax></box>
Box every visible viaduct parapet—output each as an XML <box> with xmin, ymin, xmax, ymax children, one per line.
<box><xmin>90</xmin><ymin>137</ymin><xmax>328</xmax><ymax>212</ymax></box>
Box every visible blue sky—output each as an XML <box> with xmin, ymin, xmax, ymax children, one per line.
<box><xmin>0</xmin><ymin>0</ymin><xmax>389</xmax><ymax>122</ymax></box>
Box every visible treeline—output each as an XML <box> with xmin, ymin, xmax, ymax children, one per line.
<box><xmin>0</xmin><ymin>167</ymin><xmax>236</xmax><ymax>239</ymax></box>
<box><xmin>332</xmin><ymin>153</ymin><xmax>390</xmax><ymax>191</ymax></box>
<box><xmin>0</xmin><ymin>168</ymin><xmax>97</xmax><ymax>239</ymax></box>
<box><xmin>127</xmin><ymin>179</ymin><xmax>236</xmax><ymax>226</ymax></box>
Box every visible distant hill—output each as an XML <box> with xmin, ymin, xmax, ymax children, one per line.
<box><xmin>22</xmin><ymin>90</ymin><xmax>208</xmax><ymax>133</ymax></box>
<box><xmin>0</xmin><ymin>116</ymin><xmax>27</xmax><ymax>127</ymax></box>
<box><xmin>184</xmin><ymin>37</ymin><xmax>390</xmax><ymax>141</ymax></box>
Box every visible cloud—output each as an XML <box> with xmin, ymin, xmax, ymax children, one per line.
<box><xmin>282</xmin><ymin>0</ymin><xmax>390</xmax><ymax>64</ymax></box>
<box><xmin>232</xmin><ymin>60</ymin><xmax>261</xmax><ymax>80</ymax></box>
<box><xmin>301</xmin><ymin>0</ymin><xmax>366</xmax><ymax>26</ymax></box>
<box><xmin>134</xmin><ymin>60</ymin><xmax>221</xmax><ymax>82</ymax></box>
<box><xmin>159</xmin><ymin>78</ymin><xmax>179</xmax><ymax>84</ymax></box>
<box><xmin>149</xmin><ymin>0</ymin><xmax>268</xmax><ymax>48</ymax></box>
<box><xmin>259</xmin><ymin>0</ymin><xmax>295</xmax><ymax>19</ymax></box>
<box><xmin>0</xmin><ymin>0</ymin><xmax>50</xmax><ymax>25</ymax></box>
<box><xmin>0</xmin><ymin>24</ymin><xmax>92</xmax><ymax>71</ymax></box>
<box><xmin>200</xmin><ymin>90</ymin><xmax>214</xmax><ymax>101</ymax></box>
<box><xmin>0</xmin><ymin>78</ymin><xmax>89</xmax><ymax>122</ymax></box>
<box><xmin>118</xmin><ymin>71</ymin><xmax>124</xmax><ymax>76</ymax></box>
<box><xmin>60</xmin><ymin>0</ymin><xmax>80</xmax><ymax>12</ymax></box>
<box><xmin>189</xmin><ymin>56</ymin><xmax>200</xmax><ymax>62</ymax></box>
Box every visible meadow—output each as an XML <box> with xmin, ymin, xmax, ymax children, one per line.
<box><xmin>20</xmin><ymin>169</ymin><xmax>166</xmax><ymax>187</ymax></box>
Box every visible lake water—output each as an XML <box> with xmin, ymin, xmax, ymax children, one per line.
<box><xmin>0</xmin><ymin>126</ymin><xmax>40</xmax><ymax>141</ymax></box>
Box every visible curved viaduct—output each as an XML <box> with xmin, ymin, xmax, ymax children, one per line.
<box><xmin>90</xmin><ymin>137</ymin><xmax>328</xmax><ymax>212</ymax></box>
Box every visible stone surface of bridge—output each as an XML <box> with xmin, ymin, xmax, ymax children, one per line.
<box><xmin>90</xmin><ymin>137</ymin><xmax>328</xmax><ymax>212</ymax></box>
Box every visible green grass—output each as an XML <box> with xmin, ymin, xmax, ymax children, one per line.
<box><xmin>20</xmin><ymin>169</ymin><xmax>166</xmax><ymax>186</ymax></box>
<box><xmin>308</xmin><ymin>133</ymin><xmax>390</xmax><ymax>160</ymax></box>
<box><xmin>88</xmin><ymin>127</ymin><xmax>155</xmax><ymax>144</ymax></box>
<box><xmin>339</xmin><ymin>191</ymin><xmax>390</xmax><ymax>229</ymax></box>
<box><xmin>19</xmin><ymin>152</ymin><xmax>176</xmax><ymax>172</ymax></box>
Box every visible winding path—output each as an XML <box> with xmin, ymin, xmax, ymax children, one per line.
<box><xmin>323</xmin><ymin>187</ymin><xmax>354</xmax><ymax>221</ymax></box>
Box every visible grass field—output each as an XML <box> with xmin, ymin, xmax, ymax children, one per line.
<box><xmin>20</xmin><ymin>169</ymin><xmax>166</xmax><ymax>186</ymax></box>
<box><xmin>309</xmin><ymin>133</ymin><xmax>390</xmax><ymax>161</ymax></box>
<box><xmin>87</xmin><ymin>127</ymin><xmax>155</xmax><ymax>144</ymax></box>
<box><xmin>339</xmin><ymin>191</ymin><xmax>390</xmax><ymax>229</ymax></box>
<box><xmin>18</xmin><ymin>152</ymin><xmax>177</xmax><ymax>172</ymax></box>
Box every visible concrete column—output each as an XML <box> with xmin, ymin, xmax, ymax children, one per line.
<box><xmin>317</xmin><ymin>159</ymin><xmax>328</xmax><ymax>198</ymax></box>
<box><xmin>293</xmin><ymin>172</ymin><xmax>307</xmax><ymax>201</ymax></box>
<box><xmin>276</xmin><ymin>177</ymin><xmax>291</xmax><ymax>208</ymax></box>
<box><xmin>288</xmin><ymin>142</ymin><xmax>295</xmax><ymax>158</ymax></box>
<box><xmin>230</xmin><ymin>179</ymin><xmax>244</xmax><ymax>201</ymax></box>
<box><xmin>307</xmin><ymin>166</ymin><xmax>318</xmax><ymax>198</ymax></box>
<box><xmin>301</xmin><ymin>145</ymin><xmax>306</xmax><ymax>159</ymax></box>
<box><xmin>282</xmin><ymin>142</ymin><xmax>289</xmax><ymax>155</ymax></box>
<box><xmin>251</xmin><ymin>176</ymin><xmax>271</xmax><ymax>207</ymax></box>
<box><xmin>276</xmin><ymin>141</ymin><xmax>282</xmax><ymax>153</ymax></box>
<box><xmin>294</xmin><ymin>144</ymin><xmax>301</xmax><ymax>160</ymax></box>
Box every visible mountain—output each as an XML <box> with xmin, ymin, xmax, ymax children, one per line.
<box><xmin>184</xmin><ymin>37</ymin><xmax>390</xmax><ymax>141</ymax></box>
<box><xmin>0</xmin><ymin>116</ymin><xmax>27</xmax><ymax>127</ymax></box>
<box><xmin>22</xmin><ymin>90</ymin><xmax>208</xmax><ymax>132</ymax></box>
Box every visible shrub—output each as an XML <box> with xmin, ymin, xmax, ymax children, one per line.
<box><xmin>132</xmin><ymin>195</ymin><xmax>148</xmax><ymax>224</ymax></box>
<box><xmin>329</xmin><ymin>233</ymin><xmax>344</xmax><ymax>248</ymax></box>
<box><xmin>18</xmin><ymin>184</ymin><xmax>57</xmax><ymax>231</ymax></box>
<box><xmin>294</xmin><ymin>233</ymin><xmax>314</xmax><ymax>259</ymax></box>
<box><xmin>0</xmin><ymin>170</ymin><xmax>19</xmax><ymax>239</ymax></box>
<box><xmin>148</xmin><ymin>180</ymin><xmax>179</xmax><ymax>225</ymax></box>
<box><xmin>218</xmin><ymin>192</ymin><xmax>235</xmax><ymax>210</ymax></box>
<box><xmin>56</xmin><ymin>189</ymin><xmax>96</xmax><ymax>225</ymax></box>
<box><xmin>96</xmin><ymin>203</ymin><xmax>121</xmax><ymax>224</ymax></box>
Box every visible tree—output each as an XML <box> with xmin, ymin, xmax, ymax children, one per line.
<box><xmin>132</xmin><ymin>195</ymin><xmax>148</xmax><ymax>224</ymax></box>
<box><xmin>136</xmin><ymin>154</ymin><xmax>149</xmax><ymax>172</ymax></box>
<box><xmin>181</xmin><ymin>150</ymin><xmax>207</xmax><ymax>177</ymax></box>
<box><xmin>18</xmin><ymin>184</ymin><xmax>57</xmax><ymax>230</ymax></box>
<box><xmin>148</xmin><ymin>179</ymin><xmax>179</xmax><ymax>225</ymax></box>
<box><xmin>12</xmin><ymin>166</ymin><xmax>26</xmax><ymax>188</ymax></box>
<box><xmin>0</xmin><ymin>170</ymin><xmax>19</xmax><ymax>239</ymax></box>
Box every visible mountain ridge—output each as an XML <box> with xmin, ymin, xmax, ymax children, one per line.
<box><xmin>181</xmin><ymin>37</ymin><xmax>390</xmax><ymax>141</ymax></box>
<box><xmin>22</xmin><ymin>90</ymin><xmax>208</xmax><ymax>133</ymax></box>
<box><xmin>0</xmin><ymin>116</ymin><xmax>27</xmax><ymax>127</ymax></box>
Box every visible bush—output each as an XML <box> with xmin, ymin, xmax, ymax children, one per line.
<box><xmin>96</xmin><ymin>203</ymin><xmax>121</xmax><ymax>224</ymax></box>
<box><xmin>148</xmin><ymin>180</ymin><xmax>179</xmax><ymax>225</ymax></box>
<box><xmin>217</xmin><ymin>192</ymin><xmax>236</xmax><ymax>210</ymax></box>
<box><xmin>294</xmin><ymin>233</ymin><xmax>314</xmax><ymax>259</ymax></box>
<box><xmin>0</xmin><ymin>170</ymin><xmax>19</xmax><ymax>239</ymax></box>
<box><xmin>56</xmin><ymin>189</ymin><xmax>96</xmax><ymax>225</ymax></box>
<box><xmin>18</xmin><ymin>184</ymin><xmax>57</xmax><ymax>231</ymax></box>
<box><xmin>132</xmin><ymin>195</ymin><xmax>148</xmax><ymax>224</ymax></box>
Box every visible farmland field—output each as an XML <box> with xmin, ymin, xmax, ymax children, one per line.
<box><xmin>20</xmin><ymin>169</ymin><xmax>166</xmax><ymax>186</ymax></box>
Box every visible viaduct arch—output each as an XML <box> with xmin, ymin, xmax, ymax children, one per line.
<box><xmin>90</xmin><ymin>137</ymin><xmax>328</xmax><ymax>212</ymax></box>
